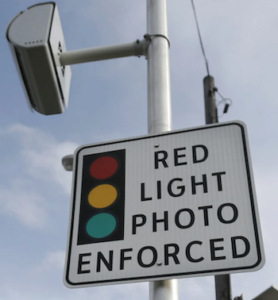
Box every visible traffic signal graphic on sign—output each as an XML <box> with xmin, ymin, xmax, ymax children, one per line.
<box><xmin>77</xmin><ymin>149</ymin><xmax>126</xmax><ymax>245</ymax></box>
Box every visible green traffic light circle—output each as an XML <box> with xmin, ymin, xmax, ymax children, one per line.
<box><xmin>86</xmin><ymin>213</ymin><xmax>116</xmax><ymax>239</ymax></box>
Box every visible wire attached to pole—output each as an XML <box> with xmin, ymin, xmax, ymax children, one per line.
<box><xmin>191</xmin><ymin>0</ymin><xmax>210</xmax><ymax>76</ymax></box>
<box><xmin>191</xmin><ymin>0</ymin><xmax>233</xmax><ymax>118</ymax></box>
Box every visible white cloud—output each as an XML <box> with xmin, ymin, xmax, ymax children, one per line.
<box><xmin>0</xmin><ymin>124</ymin><xmax>78</xmax><ymax>229</ymax></box>
<box><xmin>0</xmin><ymin>183</ymin><xmax>47</xmax><ymax>228</ymax></box>
<box><xmin>7</xmin><ymin>124</ymin><xmax>78</xmax><ymax>194</ymax></box>
<box><xmin>36</xmin><ymin>251</ymin><xmax>65</xmax><ymax>272</ymax></box>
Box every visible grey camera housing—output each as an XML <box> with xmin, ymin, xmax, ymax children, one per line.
<box><xmin>6</xmin><ymin>2</ymin><xmax>71</xmax><ymax>115</ymax></box>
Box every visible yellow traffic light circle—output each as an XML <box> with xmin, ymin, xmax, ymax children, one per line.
<box><xmin>88</xmin><ymin>184</ymin><xmax>118</xmax><ymax>208</ymax></box>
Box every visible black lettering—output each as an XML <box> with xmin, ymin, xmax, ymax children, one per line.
<box><xmin>175</xmin><ymin>208</ymin><xmax>195</xmax><ymax>229</ymax></box>
<box><xmin>138</xmin><ymin>246</ymin><xmax>157</xmax><ymax>268</ymax></box>
<box><xmin>192</xmin><ymin>145</ymin><xmax>208</xmax><ymax>163</ymax></box>
<box><xmin>218</xmin><ymin>203</ymin><xmax>238</xmax><ymax>224</ymax></box>
<box><xmin>168</xmin><ymin>178</ymin><xmax>185</xmax><ymax>197</ymax></box>
<box><xmin>185</xmin><ymin>241</ymin><xmax>204</xmax><ymax>262</ymax></box>
<box><xmin>120</xmin><ymin>248</ymin><xmax>132</xmax><ymax>270</ymax></box>
<box><xmin>198</xmin><ymin>205</ymin><xmax>213</xmax><ymax>226</ymax></box>
<box><xmin>174</xmin><ymin>147</ymin><xmax>187</xmax><ymax>166</ymax></box>
<box><xmin>132</xmin><ymin>214</ymin><xmax>147</xmax><ymax>234</ymax></box>
<box><xmin>210</xmin><ymin>238</ymin><xmax>226</xmax><ymax>260</ymax></box>
<box><xmin>141</xmin><ymin>183</ymin><xmax>152</xmax><ymax>201</ymax></box>
<box><xmin>97</xmin><ymin>251</ymin><xmax>113</xmax><ymax>272</ymax></box>
<box><xmin>231</xmin><ymin>236</ymin><xmax>250</xmax><ymax>258</ymax></box>
<box><xmin>157</xmin><ymin>181</ymin><xmax>162</xmax><ymax>199</ymax></box>
<box><xmin>164</xmin><ymin>244</ymin><xmax>180</xmax><ymax>265</ymax></box>
<box><xmin>212</xmin><ymin>172</ymin><xmax>226</xmax><ymax>191</ymax></box>
<box><xmin>78</xmin><ymin>253</ymin><xmax>91</xmax><ymax>274</ymax></box>
<box><xmin>153</xmin><ymin>211</ymin><xmax>169</xmax><ymax>232</ymax></box>
<box><xmin>191</xmin><ymin>174</ymin><xmax>208</xmax><ymax>194</ymax></box>
<box><xmin>154</xmin><ymin>151</ymin><xmax>168</xmax><ymax>169</ymax></box>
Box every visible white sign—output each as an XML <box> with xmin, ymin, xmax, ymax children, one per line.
<box><xmin>64</xmin><ymin>121</ymin><xmax>264</xmax><ymax>288</ymax></box>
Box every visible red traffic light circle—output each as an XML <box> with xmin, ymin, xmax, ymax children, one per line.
<box><xmin>90</xmin><ymin>156</ymin><xmax>118</xmax><ymax>179</ymax></box>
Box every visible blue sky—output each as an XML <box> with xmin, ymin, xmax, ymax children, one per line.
<box><xmin>1</xmin><ymin>1</ymin><xmax>278</xmax><ymax>299</ymax></box>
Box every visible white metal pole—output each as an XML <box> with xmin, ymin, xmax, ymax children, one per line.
<box><xmin>147</xmin><ymin>0</ymin><xmax>172</xmax><ymax>134</ymax></box>
<box><xmin>147</xmin><ymin>1</ymin><xmax>178</xmax><ymax>300</ymax></box>
<box><xmin>60</xmin><ymin>40</ymin><xmax>148</xmax><ymax>66</ymax></box>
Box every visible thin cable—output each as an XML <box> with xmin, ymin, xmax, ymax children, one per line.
<box><xmin>191</xmin><ymin>0</ymin><xmax>210</xmax><ymax>76</ymax></box>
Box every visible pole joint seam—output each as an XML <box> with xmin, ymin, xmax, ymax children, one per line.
<box><xmin>144</xmin><ymin>33</ymin><xmax>170</xmax><ymax>48</ymax></box>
